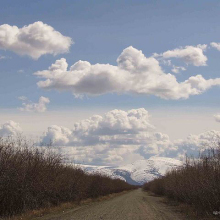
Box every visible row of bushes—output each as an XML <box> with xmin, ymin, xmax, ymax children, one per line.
<box><xmin>0</xmin><ymin>137</ymin><xmax>135</xmax><ymax>217</ymax></box>
<box><xmin>143</xmin><ymin>147</ymin><xmax>220</xmax><ymax>216</ymax></box>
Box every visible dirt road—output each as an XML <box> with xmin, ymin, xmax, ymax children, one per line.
<box><xmin>34</xmin><ymin>189</ymin><xmax>185</xmax><ymax>220</ymax></box>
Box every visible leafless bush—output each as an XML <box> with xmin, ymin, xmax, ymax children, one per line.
<box><xmin>143</xmin><ymin>146</ymin><xmax>220</xmax><ymax>216</ymax></box>
<box><xmin>0</xmin><ymin>137</ymin><xmax>135</xmax><ymax>217</ymax></box>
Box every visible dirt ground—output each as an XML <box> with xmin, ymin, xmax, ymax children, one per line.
<box><xmin>32</xmin><ymin>189</ymin><xmax>188</xmax><ymax>220</ymax></box>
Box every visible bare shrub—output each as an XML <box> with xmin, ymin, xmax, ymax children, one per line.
<box><xmin>143</xmin><ymin>146</ymin><xmax>220</xmax><ymax>216</ymax></box>
<box><xmin>0</xmin><ymin>137</ymin><xmax>135</xmax><ymax>217</ymax></box>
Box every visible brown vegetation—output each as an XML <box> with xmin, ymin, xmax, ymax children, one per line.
<box><xmin>0</xmin><ymin>137</ymin><xmax>135</xmax><ymax>217</ymax></box>
<box><xmin>143</xmin><ymin>147</ymin><xmax>220</xmax><ymax>216</ymax></box>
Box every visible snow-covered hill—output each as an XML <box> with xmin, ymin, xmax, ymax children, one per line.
<box><xmin>79</xmin><ymin>157</ymin><xmax>182</xmax><ymax>185</ymax></box>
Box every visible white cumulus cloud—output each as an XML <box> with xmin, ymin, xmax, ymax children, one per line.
<box><xmin>39</xmin><ymin>108</ymin><xmax>220</xmax><ymax>165</ymax></box>
<box><xmin>163</xmin><ymin>130</ymin><xmax>220</xmax><ymax>159</ymax></box>
<box><xmin>171</xmin><ymin>65</ymin><xmax>186</xmax><ymax>74</ymax></box>
<box><xmin>40</xmin><ymin>108</ymin><xmax>166</xmax><ymax>165</ymax></box>
<box><xmin>42</xmin><ymin>108</ymin><xmax>154</xmax><ymax>146</ymax></box>
<box><xmin>0</xmin><ymin>21</ymin><xmax>73</xmax><ymax>59</ymax></box>
<box><xmin>19</xmin><ymin>96</ymin><xmax>50</xmax><ymax>113</ymax></box>
<box><xmin>210</xmin><ymin>42</ymin><xmax>220</xmax><ymax>51</ymax></box>
<box><xmin>34</xmin><ymin>46</ymin><xmax>220</xmax><ymax>100</ymax></box>
<box><xmin>0</xmin><ymin>121</ymin><xmax>22</xmax><ymax>137</ymax></box>
<box><xmin>161</xmin><ymin>44</ymin><xmax>208</xmax><ymax>66</ymax></box>
<box><xmin>214</xmin><ymin>114</ymin><xmax>220</xmax><ymax>122</ymax></box>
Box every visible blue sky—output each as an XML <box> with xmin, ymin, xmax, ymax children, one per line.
<box><xmin>1</xmin><ymin>0</ymin><xmax>220</xmax><ymax>109</ymax></box>
<box><xmin>0</xmin><ymin>1</ymin><xmax>220</xmax><ymax>165</ymax></box>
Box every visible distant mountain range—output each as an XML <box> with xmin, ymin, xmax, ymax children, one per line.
<box><xmin>79</xmin><ymin>157</ymin><xmax>182</xmax><ymax>185</ymax></box>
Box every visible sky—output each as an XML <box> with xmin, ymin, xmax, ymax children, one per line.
<box><xmin>0</xmin><ymin>0</ymin><xmax>220</xmax><ymax>165</ymax></box>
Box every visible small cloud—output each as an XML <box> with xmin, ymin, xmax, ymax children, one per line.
<box><xmin>19</xmin><ymin>96</ymin><xmax>50</xmax><ymax>113</ymax></box>
<box><xmin>197</xmin><ymin>44</ymin><xmax>208</xmax><ymax>51</ymax></box>
<box><xmin>0</xmin><ymin>120</ymin><xmax>22</xmax><ymax>136</ymax></box>
<box><xmin>162</xmin><ymin>59</ymin><xmax>172</xmax><ymax>66</ymax></box>
<box><xmin>18</xmin><ymin>69</ymin><xmax>24</xmax><ymax>73</ymax></box>
<box><xmin>0</xmin><ymin>55</ymin><xmax>6</xmax><ymax>60</ymax></box>
<box><xmin>171</xmin><ymin>65</ymin><xmax>186</xmax><ymax>74</ymax></box>
<box><xmin>152</xmin><ymin>52</ymin><xmax>160</xmax><ymax>58</ymax></box>
<box><xmin>214</xmin><ymin>114</ymin><xmax>220</xmax><ymax>122</ymax></box>
<box><xmin>0</xmin><ymin>55</ymin><xmax>10</xmax><ymax>60</ymax></box>
<box><xmin>18</xmin><ymin>96</ymin><xmax>27</xmax><ymax>101</ymax></box>
<box><xmin>157</xmin><ymin>44</ymin><xmax>208</xmax><ymax>66</ymax></box>
<box><xmin>210</xmin><ymin>42</ymin><xmax>220</xmax><ymax>51</ymax></box>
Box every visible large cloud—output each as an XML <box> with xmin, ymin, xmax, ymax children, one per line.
<box><xmin>34</xmin><ymin>46</ymin><xmax>220</xmax><ymax>100</ymax></box>
<box><xmin>0</xmin><ymin>111</ymin><xmax>217</xmax><ymax>166</ymax></box>
<box><xmin>0</xmin><ymin>21</ymin><xmax>72</xmax><ymax>59</ymax></box>
<box><xmin>41</xmin><ymin>108</ymin><xmax>168</xmax><ymax>165</ymax></box>
<box><xmin>159</xmin><ymin>44</ymin><xmax>208</xmax><ymax>66</ymax></box>
<box><xmin>40</xmin><ymin>108</ymin><xmax>220</xmax><ymax>165</ymax></box>
<box><xmin>19</xmin><ymin>96</ymin><xmax>50</xmax><ymax>112</ymax></box>
<box><xmin>42</xmin><ymin>108</ymin><xmax>154</xmax><ymax>146</ymax></box>
<box><xmin>0</xmin><ymin>121</ymin><xmax>22</xmax><ymax>137</ymax></box>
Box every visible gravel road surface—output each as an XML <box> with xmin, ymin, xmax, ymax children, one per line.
<box><xmin>34</xmin><ymin>189</ymin><xmax>185</xmax><ymax>220</ymax></box>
